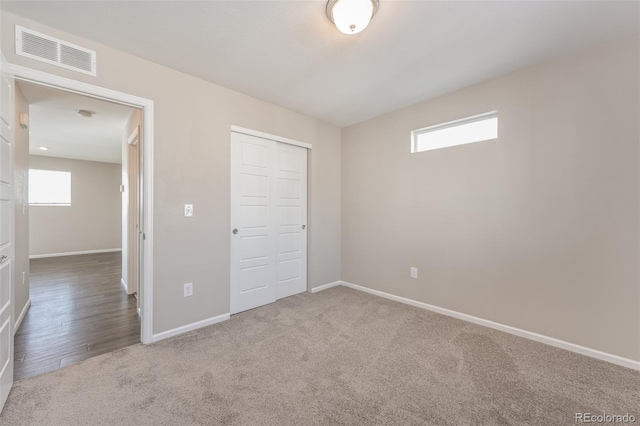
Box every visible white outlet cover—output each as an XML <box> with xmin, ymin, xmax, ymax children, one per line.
<box><xmin>184</xmin><ymin>204</ymin><xmax>194</xmax><ymax>217</ymax></box>
<box><xmin>184</xmin><ymin>282</ymin><xmax>193</xmax><ymax>297</ymax></box>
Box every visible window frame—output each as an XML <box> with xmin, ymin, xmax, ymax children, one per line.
<box><xmin>411</xmin><ymin>110</ymin><xmax>498</xmax><ymax>153</ymax></box>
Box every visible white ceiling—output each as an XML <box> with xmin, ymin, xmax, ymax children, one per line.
<box><xmin>3</xmin><ymin>1</ymin><xmax>638</xmax><ymax>127</ymax></box>
<box><xmin>18</xmin><ymin>80</ymin><xmax>135</xmax><ymax>164</ymax></box>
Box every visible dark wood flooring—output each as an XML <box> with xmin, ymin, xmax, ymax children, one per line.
<box><xmin>14</xmin><ymin>252</ymin><xmax>140</xmax><ymax>380</ymax></box>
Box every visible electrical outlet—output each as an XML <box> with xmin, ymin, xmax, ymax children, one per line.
<box><xmin>410</xmin><ymin>267</ymin><xmax>418</xmax><ymax>279</ymax></box>
<box><xmin>184</xmin><ymin>204</ymin><xmax>194</xmax><ymax>217</ymax></box>
<box><xmin>184</xmin><ymin>282</ymin><xmax>193</xmax><ymax>297</ymax></box>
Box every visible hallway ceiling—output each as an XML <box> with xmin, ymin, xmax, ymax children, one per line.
<box><xmin>2</xmin><ymin>1</ymin><xmax>638</xmax><ymax>127</ymax></box>
<box><xmin>18</xmin><ymin>81</ymin><xmax>135</xmax><ymax>164</ymax></box>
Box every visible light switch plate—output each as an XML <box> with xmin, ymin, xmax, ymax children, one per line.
<box><xmin>184</xmin><ymin>204</ymin><xmax>194</xmax><ymax>217</ymax></box>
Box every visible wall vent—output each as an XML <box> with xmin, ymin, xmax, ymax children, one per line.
<box><xmin>15</xmin><ymin>25</ymin><xmax>96</xmax><ymax>76</ymax></box>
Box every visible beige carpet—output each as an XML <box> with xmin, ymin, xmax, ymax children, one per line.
<box><xmin>1</xmin><ymin>286</ymin><xmax>638</xmax><ymax>425</ymax></box>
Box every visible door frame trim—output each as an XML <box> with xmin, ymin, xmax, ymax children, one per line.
<box><xmin>5</xmin><ymin>63</ymin><xmax>155</xmax><ymax>344</ymax></box>
<box><xmin>230</xmin><ymin>125</ymin><xmax>312</xmax><ymax>150</ymax></box>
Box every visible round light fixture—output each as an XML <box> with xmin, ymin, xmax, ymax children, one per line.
<box><xmin>76</xmin><ymin>109</ymin><xmax>95</xmax><ymax>118</ymax></box>
<box><xmin>38</xmin><ymin>146</ymin><xmax>49</xmax><ymax>151</ymax></box>
<box><xmin>327</xmin><ymin>0</ymin><xmax>379</xmax><ymax>35</ymax></box>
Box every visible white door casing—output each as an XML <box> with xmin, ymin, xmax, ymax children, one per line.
<box><xmin>136</xmin><ymin>125</ymin><xmax>143</xmax><ymax>317</ymax></box>
<box><xmin>275</xmin><ymin>143</ymin><xmax>307</xmax><ymax>300</ymax></box>
<box><xmin>5</xmin><ymin>63</ymin><xmax>154</xmax><ymax>344</ymax></box>
<box><xmin>230</xmin><ymin>131</ymin><xmax>308</xmax><ymax>314</ymax></box>
<box><xmin>0</xmin><ymin>58</ymin><xmax>15</xmax><ymax>412</ymax></box>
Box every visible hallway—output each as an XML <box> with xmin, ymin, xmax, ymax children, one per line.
<box><xmin>14</xmin><ymin>252</ymin><xmax>140</xmax><ymax>380</ymax></box>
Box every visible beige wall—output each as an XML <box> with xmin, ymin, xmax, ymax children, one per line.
<box><xmin>121</xmin><ymin>109</ymin><xmax>142</xmax><ymax>294</ymax></box>
<box><xmin>13</xmin><ymin>83</ymin><xmax>29</xmax><ymax>324</ymax></box>
<box><xmin>1</xmin><ymin>12</ymin><xmax>342</xmax><ymax>334</ymax></box>
<box><xmin>341</xmin><ymin>36</ymin><xmax>639</xmax><ymax>361</ymax></box>
<box><xmin>29</xmin><ymin>155</ymin><xmax>122</xmax><ymax>256</ymax></box>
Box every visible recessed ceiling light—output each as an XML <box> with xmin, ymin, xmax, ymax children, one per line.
<box><xmin>76</xmin><ymin>109</ymin><xmax>95</xmax><ymax>118</ymax></box>
<box><xmin>38</xmin><ymin>146</ymin><xmax>49</xmax><ymax>151</ymax></box>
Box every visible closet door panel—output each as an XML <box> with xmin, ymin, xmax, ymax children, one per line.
<box><xmin>230</xmin><ymin>132</ymin><xmax>277</xmax><ymax>314</ymax></box>
<box><xmin>275</xmin><ymin>143</ymin><xmax>307</xmax><ymax>300</ymax></box>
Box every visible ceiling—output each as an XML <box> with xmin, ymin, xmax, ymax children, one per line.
<box><xmin>3</xmin><ymin>1</ymin><xmax>638</xmax><ymax>128</ymax></box>
<box><xmin>18</xmin><ymin>80</ymin><xmax>135</xmax><ymax>164</ymax></box>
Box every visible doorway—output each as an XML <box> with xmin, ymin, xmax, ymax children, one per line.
<box><xmin>13</xmin><ymin>80</ymin><xmax>142</xmax><ymax>379</ymax></box>
<box><xmin>0</xmin><ymin>62</ymin><xmax>153</xmax><ymax>411</ymax></box>
<box><xmin>230</xmin><ymin>130</ymin><xmax>308</xmax><ymax>314</ymax></box>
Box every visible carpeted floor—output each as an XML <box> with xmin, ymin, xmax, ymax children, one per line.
<box><xmin>1</xmin><ymin>286</ymin><xmax>638</xmax><ymax>425</ymax></box>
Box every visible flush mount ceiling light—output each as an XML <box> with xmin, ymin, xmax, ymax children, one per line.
<box><xmin>327</xmin><ymin>0</ymin><xmax>379</xmax><ymax>35</ymax></box>
<box><xmin>76</xmin><ymin>109</ymin><xmax>95</xmax><ymax>118</ymax></box>
<box><xmin>38</xmin><ymin>146</ymin><xmax>49</xmax><ymax>151</ymax></box>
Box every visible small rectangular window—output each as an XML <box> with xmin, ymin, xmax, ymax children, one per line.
<box><xmin>29</xmin><ymin>169</ymin><xmax>71</xmax><ymax>206</ymax></box>
<box><xmin>412</xmin><ymin>111</ymin><xmax>498</xmax><ymax>153</ymax></box>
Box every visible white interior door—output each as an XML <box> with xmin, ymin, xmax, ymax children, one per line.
<box><xmin>230</xmin><ymin>132</ymin><xmax>277</xmax><ymax>314</ymax></box>
<box><xmin>275</xmin><ymin>143</ymin><xmax>307</xmax><ymax>299</ymax></box>
<box><xmin>0</xmin><ymin>60</ymin><xmax>15</xmax><ymax>412</ymax></box>
<box><xmin>231</xmin><ymin>132</ymin><xmax>308</xmax><ymax>314</ymax></box>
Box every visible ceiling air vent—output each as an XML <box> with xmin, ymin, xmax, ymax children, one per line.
<box><xmin>15</xmin><ymin>25</ymin><xmax>96</xmax><ymax>76</ymax></box>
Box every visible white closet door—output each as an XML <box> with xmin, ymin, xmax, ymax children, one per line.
<box><xmin>275</xmin><ymin>143</ymin><xmax>307</xmax><ymax>299</ymax></box>
<box><xmin>231</xmin><ymin>132</ymin><xmax>308</xmax><ymax>315</ymax></box>
<box><xmin>230</xmin><ymin>132</ymin><xmax>277</xmax><ymax>314</ymax></box>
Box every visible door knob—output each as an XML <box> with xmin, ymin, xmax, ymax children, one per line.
<box><xmin>302</xmin><ymin>225</ymin><xmax>306</xmax><ymax>230</ymax></box>
<box><xmin>232</xmin><ymin>228</ymin><xmax>238</xmax><ymax>234</ymax></box>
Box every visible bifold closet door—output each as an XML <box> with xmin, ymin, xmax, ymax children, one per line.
<box><xmin>231</xmin><ymin>132</ymin><xmax>308</xmax><ymax>315</ymax></box>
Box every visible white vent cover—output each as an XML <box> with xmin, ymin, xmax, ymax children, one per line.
<box><xmin>15</xmin><ymin>25</ymin><xmax>96</xmax><ymax>76</ymax></box>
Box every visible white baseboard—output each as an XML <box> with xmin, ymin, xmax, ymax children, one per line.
<box><xmin>30</xmin><ymin>248</ymin><xmax>122</xmax><ymax>259</ymax></box>
<box><xmin>151</xmin><ymin>313</ymin><xmax>230</xmax><ymax>343</ymax></box>
<box><xmin>13</xmin><ymin>298</ymin><xmax>31</xmax><ymax>335</ymax></box>
<box><xmin>336</xmin><ymin>281</ymin><xmax>640</xmax><ymax>371</ymax></box>
<box><xmin>310</xmin><ymin>281</ymin><xmax>342</xmax><ymax>293</ymax></box>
